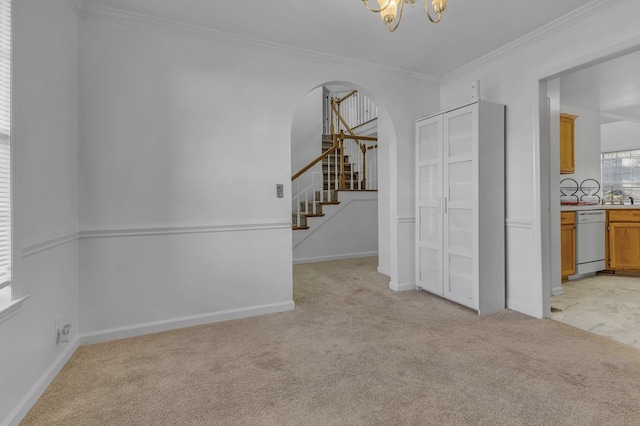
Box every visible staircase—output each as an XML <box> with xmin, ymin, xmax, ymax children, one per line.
<box><xmin>291</xmin><ymin>89</ymin><xmax>378</xmax><ymax>231</ymax></box>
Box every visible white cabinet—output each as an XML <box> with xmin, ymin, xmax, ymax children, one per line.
<box><xmin>415</xmin><ymin>101</ymin><xmax>505</xmax><ymax>314</ymax></box>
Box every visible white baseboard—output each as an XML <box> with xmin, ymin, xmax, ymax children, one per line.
<box><xmin>506</xmin><ymin>299</ymin><xmax>542</xmax><ymax>319</ymax></box>
<box><xmin>79</xmin><ymin>301</ymin><xmax>295</xmax><ymax>345</ymax></box>
<box><xmin>389</xmin><ymin>281</ymin><xmax>416</xmax><ymax>292</ymax></box>
<box><xmin>551</xmin><ymin>285</ymin><xmax>564</xmax><ymax>296</ymax></box>
<box><xmin>377</xmin><ymin>266</ymin><xmax>391</xmax><ymax>276</ymax></box>
<box><xmin>293</xmin><ymin>251</ymin><xmax>378</xmax><ymax>265</ymax></box>
<box><xmin>3</xmin><ymin>337</ymin><xmax>81</xmax><ymax>426</ymax></box>
<box><xmin>2</xmin><ymin>301</ymin><xmax>295</xmax><ymax>426</ymax></box>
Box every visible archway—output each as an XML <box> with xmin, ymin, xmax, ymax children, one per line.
<box><xmin>289</xmin><ymin>81</ymin><xmax>395</xmax><ymax>278</ymax></box>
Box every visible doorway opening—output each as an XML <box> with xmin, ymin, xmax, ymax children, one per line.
<box><xmin>290</xmin><ymin>81</ymin><xmax>389</xmax><ymax>269</ymax></box>
<box><xmin>540</xmin><ymin>47</ymin><xmax>640</xmax><ymax>349</ymax></box>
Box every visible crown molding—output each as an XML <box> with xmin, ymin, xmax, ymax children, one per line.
<box><xmin>79</xmin><ymin>3</ymin><xmax>439</xmax><ymax>83</ymax></box>
<box><xmin>441</xmin><ymin>0</ymin><xmax>626</xmax><ymax>83</ymax></box>
<box><xmin>66</xmin><ymin>0</ymin><xmax>84</xmax><ymax>15</ymax></box>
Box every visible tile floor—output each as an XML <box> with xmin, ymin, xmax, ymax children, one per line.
<box><xmin>551</xmin><ymin>273</ymin><xmax>640</xmax><ymax>349</ymax></box>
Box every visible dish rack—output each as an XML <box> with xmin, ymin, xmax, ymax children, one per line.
<box><xmin>560</xmin><ymin>178</ymin><xmax>600</xmax><ymax>205</ymax></box>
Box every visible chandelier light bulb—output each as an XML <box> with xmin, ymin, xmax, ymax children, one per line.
<box><xmin>363</xmin><ymin>0</ymin><xmax>447</xmax><ymax>32</ymax></box>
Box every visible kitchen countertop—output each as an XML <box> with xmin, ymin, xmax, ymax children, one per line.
<box><xmin>560</xmin><ymin>204</ymin><xmax>640</xmax><ymax>211</ymax></box>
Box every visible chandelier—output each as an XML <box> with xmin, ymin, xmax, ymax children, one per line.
<box><xmin>362</xmin><ymin>0</ymin><xmax>447</xmax><ymax>32</ymax></box>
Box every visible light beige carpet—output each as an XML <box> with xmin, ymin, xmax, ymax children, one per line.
<box><xmin>21</xmin><ymin>258</ymin><xmax>640</xmax><ymax>425</ymax></box>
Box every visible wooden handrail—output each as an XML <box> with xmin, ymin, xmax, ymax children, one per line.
<box><xmin>292</xmin><ymin>144</ymin><xmax>338</xmax><ymax>181</ymax></box>
<box><xmin>340</xmin><ymin>134</ymin><xmax>378</xmax><ymax>142</ymax></box>
<box><xmin>332</xmin><ymin>103</ymin><xmax>363</xmax><ymax>148</ymax></box>
<box><xmin>336</xmin><ymin>90</ymin><xmax>358</xmax><ymax>105</ymax></box>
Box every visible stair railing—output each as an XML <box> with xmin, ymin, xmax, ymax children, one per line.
<box><xmin>291</xmin><ymin>135</ymin><xmax>342</xmax><ymax>227</ymax></box>
<box><xmin>291</xmin><ymin>89</ymin><xmax>379</xmax><ymax>228</ymax></box>
<box><xmin>331</xmin><ymin>99</ymin><xmax>378</xmax><ymax>191</ymax></box>
<box><xmin>333</xmin><ymin>90</ymin><xmax>377</xmax><ymax>130</ymax></box>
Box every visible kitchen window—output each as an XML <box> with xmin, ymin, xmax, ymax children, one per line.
<box><xmin>601</xmin><ymin>150</ymin><xmax>640</xmax><ymax>201</ymax></box>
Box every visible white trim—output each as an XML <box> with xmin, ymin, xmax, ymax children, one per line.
<box><xmin>79</xmin><ymin>3</ymin><xmax>438</xmax><ymax>83</ymax></box>
<box><xmin>293</xmin><ymin>196</ymin><xmax>378</xmax><ymax>248</ymax></box>
<box><xmin>65</xmin><ymin>0</ymin><xmax>84</xmax><ymax>15</ymax></box>
<box><xmin>79</xmin><ymin>301</ymin><xmax>295</xmax><ymax>345</ymax></box>
<box><xmin>506</xmin><ymin>299</ymin><xmax>541</xmax><ymax>319</ymax></box>
<box><xmin>292</xmin><ymin>251</ymin><xmax>378</xmax><ymax>265</ymax></box>
<box><xmin>389</xmin><ymin>281</ymin><xmax>416</xmax><ymax>292</ymax></box>
<box><xmin>441</xmin><ymin>0</ymin><xmax>625</xmax><ymax>83</ymax></box>
<box><xmin>19</xmin><ymin>221</ymin><xmax>290</xmax><ymax>257</ymax></box>
<box><xmin>22</xmin><ymin>228</ymin><xmax>80</xmax><ymax>257</ymax></box>
<box><xmin>505</xmin><ymin>218</ymin><xmax>534</xmax><ymax>229</ymax></box>
<box><xmin>377</xmin><ymin>266</ymin><xmax>391</xmax><ymax>276</ymax></box>
<box><xmin>397</xmin><ymin>216</ymin><xmax>415</xmax><ymax>224</ymax></box>
<box><xmin>531</xmin><ymin>35</ymin><xmax>640</xmax><ymax>321</ymax></box>
<box><xmin>0</xmin><ymin>295</ymin><xmax>29</xmax><ymax>326</ymax></box>
<box><xmin>80</xmin><ymin>219</ymin><xmax>291</xmax><ymax>239</ymax></box>
<box><xmin>2</xmin><ymin>335</ymin><xmax>80</xmax><ymax>426</ymax></box>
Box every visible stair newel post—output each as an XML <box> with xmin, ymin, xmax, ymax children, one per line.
<box><xmin>361</xmin><ymin>143</ymin><xmax>367</xmax><ymax>191</ymax></box>
<box><xmin>294</xmin><ymin>179</ymin><xmax>299</xmax><ymax>227</ymax></box>
<box><xmin>311</xmin><ymin>168</ymin><xmax>317</xmax><ymax>214</ymax></box>
<box><xmin>330</xmin><ymin>97</ymin><xmax>335</xmax><ymax>135</ymax></box>
<box><xmin>303</xmin><ymin>174</ymin><xmax>309</xmax><ymax>215</ymax></box>
<box><xmin>339</xmin><ymin>132</ymin><xmax>346</xmax><ymax>190</ymax></box>
<box><xmin>349</xmin><ymin>139</ymin><xmax>354</xmax><ymax>190</ymax></box>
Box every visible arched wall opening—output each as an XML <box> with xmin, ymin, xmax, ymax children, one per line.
<box><xmin>289</xmin><ymin>80</ymin><xmax>396</xmax><ymax>278</ymax></box>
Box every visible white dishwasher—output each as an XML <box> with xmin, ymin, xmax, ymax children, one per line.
<box><xmin>575</xmin><ymin>210</ymin><xmax>606</xmax><ymax>275</ymax></box>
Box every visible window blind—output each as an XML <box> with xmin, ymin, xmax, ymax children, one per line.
<box><xmin>0</xmin><ymin>0</ymin><xmax>11</xmax><ymax>289</ymax></box>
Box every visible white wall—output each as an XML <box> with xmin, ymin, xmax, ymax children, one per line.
<box><xmin>291</xmin><ymin>87</ymin><xmax>323</xmax><ymax>174</ymax></box>
<box><xmin>560</xmin><ymin>104</ymin><xmax>602</xmax><ymax>191</ymax></box>
<box><xmin>0</xmin><ymin>0</ymin><xmax>80</xmax><ymax>424</ymax></box>
<box><xmin>602</xmin><ymin>120</ymin><xmax>640</xmax><ymax>152</ymax></box>
<box><xmin>77</xmin><ymin>11</ymin><xmax>439</xmax><ymax>336</ymax></box>
<box><xmin>293</xmin><ymin>191</ymin><xmax>378</xmax><ymax>263</ymax></box>
<box><xmin>440</xmin><ymin>0</ymin><xmax>640</xmax><ymax>318</ymax></box>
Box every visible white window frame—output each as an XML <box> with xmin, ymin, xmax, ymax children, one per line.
<box><xmin>0</xmin><ymin>0</ymin><xmax>28</xmax><ymax>325</ymax></box>
<box><xmin>601</xmin><ymin>149</ymin><xmax>640</xmax><ymax>201</ymax></box>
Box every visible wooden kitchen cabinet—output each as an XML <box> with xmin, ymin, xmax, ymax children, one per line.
<box><xmin>560</xmin><ymin>113</ymin><xmax>578</xmax><ymax>174</ymax></box>
<box><xmin>560</xmin><ymin>211</ymin><xmax>576</xmax><ymax>280</ymax></box>
<box><xmin>607</xmin><ymin>210</ymin><xmax>640</xmax><ymax>270</ymax></box>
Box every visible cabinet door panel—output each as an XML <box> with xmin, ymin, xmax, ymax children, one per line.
<box><xmin>609</xmin><ymin>223</ymin><xmax>640</xmax><ymax>269</ymax></box>
<box><xmin>448</xmin><ymin>160</ymin><xmax>473</xmax><ymax>203</ymax></box>
<box><xmin>448</xmin><ymin>208</ymin><xmax>473</xmax><ymax>252</ymax></box>
<box><xmin>560</xmin><ymin>224</ymin><xmax>575</xmax><ymax>277</ymax></box>
<box><xmin>416</xmin><ymin>116</ymin><xmax>443</xmax><ymax>295</ymax></box>
<box><xmin>419</xmin><ymin>120</ymin><xmax>440</xmax><ymax>162</ymax></box>
<box><xmin>419</xmin><ymin>164</ymin><xmax>439</xmax><ymax>203</ymax></box>
<box><xmin>419</xmin><ymin>247</ymin><xmax>441</xmax><ymax>293</ymax></box>
<box><xmin>447</xmin><ymin>112</ymin><xmax>473</xmax><ymax>157</ymax></box>
<box><xmin>447</xmin><ymin>254</ymin><xmax>474</xmax><ymax>304</ymax></box>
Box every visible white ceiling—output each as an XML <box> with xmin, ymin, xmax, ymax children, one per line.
<box><xmin>85</xmin><ymin>0</ymin><xmax>639</xmax><ymax>124</ymax></box>
<box><xmin>83</xmin><ymin>0</ymin><xmax>593</xmax><ymax>77</ymax></box>
<box><xmin>560</xmin><ymin>50</ymin><xmax>640</xmax><ymax>124</ymax></box>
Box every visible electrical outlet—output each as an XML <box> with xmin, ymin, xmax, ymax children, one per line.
<box><xmin>54</xmin><ymin>314</ymin><xmax>61</xmax><ymax>340</ymax></box>
<box><xmin>276</xmin><ymin>184</ymin><xmax>284</xmax><ymax>198</ymax></box>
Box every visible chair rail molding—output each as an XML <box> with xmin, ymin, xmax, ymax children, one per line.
<box><xmin>80</xmin><ymin>219</ymin><xmax>292</xmax><ymax>240</ymax></box>
<box><xmin>22</xmin><ymin>227</ymin><xmax>80</xmax><ymax>258</ymax></box>
<box><xmin>506</xmin><ymin>217</ymin><xmax>534</xmax><ymax>229</ymax></box>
